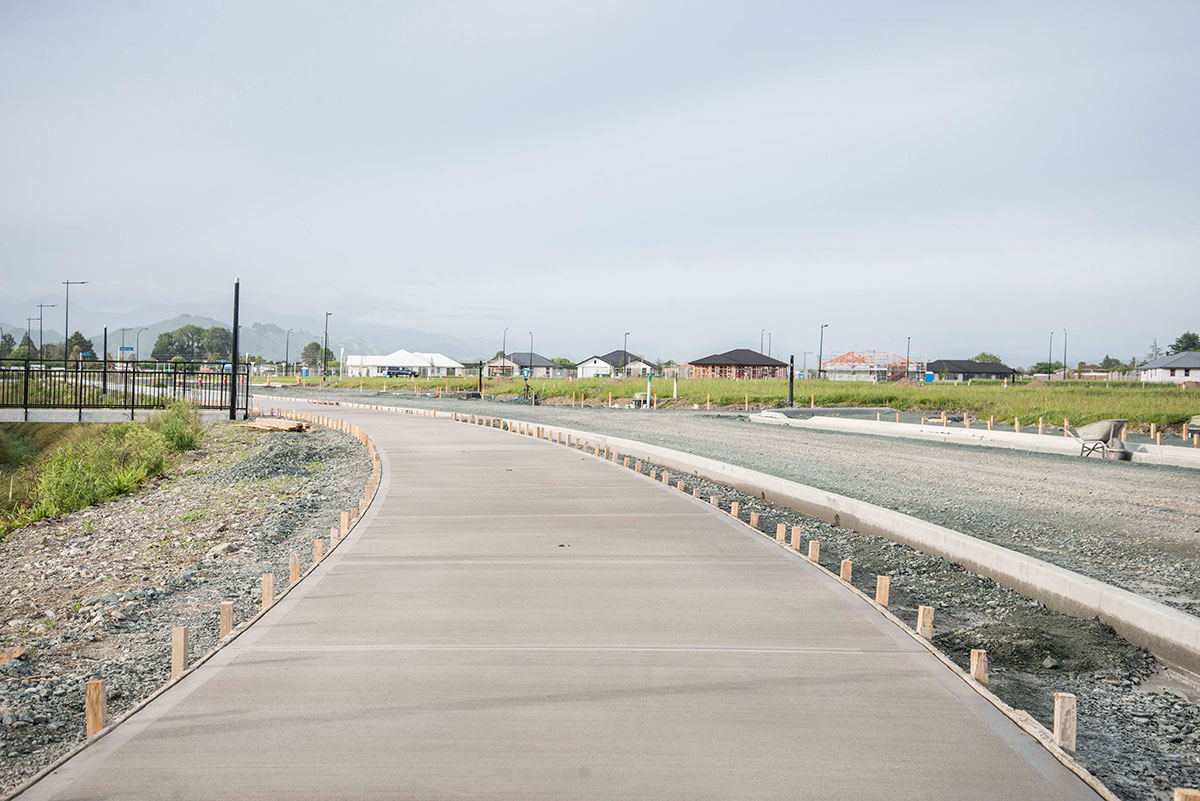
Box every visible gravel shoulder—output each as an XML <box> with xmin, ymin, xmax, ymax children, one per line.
<box><xmin>0</xmin><ymin>419</ymin><xmax>371</xmax><ymax>796</ymax></box>
<box><xmin>260</xmin><ymin>388</ymin><xmax>1200</xmax><ymax>617</ymax></box>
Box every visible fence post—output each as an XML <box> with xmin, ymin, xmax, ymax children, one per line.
<box><xmin>23</xmin><ymin>359</ymin><xmax>30</xmax><ymax>422</ymax></box>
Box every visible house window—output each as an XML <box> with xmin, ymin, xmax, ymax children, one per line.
<box><xmin>1170</xmin><ymin>369</ymin><xmax>1176</xmax><ymax>376</ymax></box>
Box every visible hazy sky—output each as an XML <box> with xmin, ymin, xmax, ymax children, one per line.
<box><xmin>2</xmin><ymin>1</ymin><xmax>1197</xmax><ymax>365</ymax></box>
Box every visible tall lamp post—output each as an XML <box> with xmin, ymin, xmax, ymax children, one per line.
<box><xmin>62</xmin><ymin>280</ymin><xmax>87</xmax><ymax>369</ymax></box>
<box><xmin>501</xmin><ymin>327</ymin><xmax>508</xmax><ymax>376</ymax></box>
<box><xmin>322</xmin><ymin>312</ymin><xmax>332</xmax><ymax>380</ymax></box>
<box><xmin>134</xmin><ymin>327</ymin><xmax>148</xmax><ymax>362</ymax></box>
<box><xmin>905</xmin><ymin>336</ymin><xmax>912</xmax><ymax>379</ymax></box>
<box><xmin>817</xmin><ymin>324</ymin><xmax>829</xmax><ymax>379</ymax></box>
<box><xmin>622</xmin><ymin>331</ymin><xmax>630</xmax><ymax>377</ymax></box>
<box><xmin>767</xmin><ymin>332</ymin><xmax>772</xmax><ymax>358</ymax></box>
<box><xmin>284</xmin><ymin>329</ymin><xmax>293</xmax><ymax>376</ymax></box>
<box><xmin>760</xmin><ymin>329</ymin><xmax>765</xmax><ymax>354</ymax></box>
<box><xmin>1048</xmin><ymin>331</ymin><xmax>1054</xmax><ymax>380</ymax></box>
<box><xmin>528</xmin><ymin>331</ymin><xmax>534</xmax><ymax>403</ymax></box>
<box><xmin>37</xmin><ymin>303</ymin><xmax>56</xmax><ymax>360</ymax></box>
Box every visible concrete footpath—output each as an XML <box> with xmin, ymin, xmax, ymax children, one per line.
<box><xmin>13</xmin><ymin>405</ymin><xmax>1105</xmax><ymax>800</ymax></box>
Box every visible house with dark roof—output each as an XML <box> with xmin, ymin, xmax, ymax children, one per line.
<box><xmin>926</xmin><ymin>359</ymin><xmax>1016</xmax><ymax>381</ymax></box>
<box><xmin>483</xmin><ymin>352</ymin><xmax>573</xmax><ymax>379</ymax></box>
<box><xmin>575</xmin><ymin>349</ymin><xmax>655</xmax><ymax>378</ymax></box>
<box><xmin>686</xmin><ymin>349</ymin><xmax>789</xmax><ymax>379</ymax></box>
<box><xmin>1139</xmin><ymin>352</ymin><xmax>1200</xmax><ymax>384</ymax></box>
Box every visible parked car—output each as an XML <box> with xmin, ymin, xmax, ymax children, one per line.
<box><xmin>386</xmin><ymin>367</ymin><xmax>418</xmax><ymax>377</ymax></box>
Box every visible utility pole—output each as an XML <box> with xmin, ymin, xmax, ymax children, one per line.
<box><xmin>62</xmin><ymin>280</ymin><xmax>87</xmax><ymax>369</ymax></box>
<box><xmin>817</xmin><ymin>324</ymin><xmax>829</xmax><ymax>379</ymax></box>
<box><xmin>229</xmin><ymin>279</ymin><xmax>240</xmax><ymax>420</ymax></box>
<box><xmin>767</xmin><ymin>332</ymin><xmax>772</xmax><ymax>358</ymax></box>
<box><xmin>622</xmin><ymin>332</ymin><xmax>630</xmax><ymax>377</ymax></box>
<box><xmin>37</xmin><ymin>303</ymin><xmax>56</xmax><ymax>360</ymax></box>
<box><xmin>102</xmin><ymin>327</ymin><xmax>108</xmax><ymax>395</ymax></box>
<box><xmin>322</xmin><ymin>312</ymin><xmax>331</xmax><ymax>381</ymax></box>
<box><xmin>528</xmin><ymin>331</ymin><xmax>534</xmax><ymax>404</ymax></box>
<box><xmin>906</xmin><ymin>336</ymin><xmax>911</xmax><ymax>380</ymax></box>
<box><xmin>760</xmin><ymin>329</ymin><xmax>764</xmax><ymax>354</ymax></box>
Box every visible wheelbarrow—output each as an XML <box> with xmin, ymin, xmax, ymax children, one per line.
<box><xmin>1069</xmin><ymin>419</ymin><xmax>1129</xmax><ymax>460</ymax></box>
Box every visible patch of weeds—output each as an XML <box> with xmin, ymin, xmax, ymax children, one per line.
<box><xmin>179</xmin><ymin>511</ymin><xmax>206</xmax><ymax>523</ymax></box>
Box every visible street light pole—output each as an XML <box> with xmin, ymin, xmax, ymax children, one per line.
<box><xmin>760</xmin><ymin>329</ymin><xmax>764</xmax><ymax>354</ymax></box>
<box><xmin>323</xmin><ymin>312</ymin><xmax>331</xmax><ymax>380</ymax></box>
<box><xmin>528</xmin><ymin>331</ymin><xmax>534</xmax><ymax>403</ymax></box>
<box><xmin>284</xmin><ymin>329</ymin><xmax>293</xmax><ymax>376</ymax></box>
<box><xmin>906</xmin><ymin>336</ymin><xmax>911</xmax><ymax>379</ymax></box>
<box><xmin>62</xmin><ymin>280</ymin><xmax>87</xmax><ymax>369</ymax></box>
<box><xmin>622</xmin><ymin>332</ymin><xmax>630</xmax><ymax>377</ymax></box>
<box><xmin>501</xmin><ymin>327</ymin><xmax>508</xmax><ymax>376</ymax></box>
<box><xmin>1048</xmin><ymin>331</ymin><xmax>1054</xmax><ymax>380</ymax></box>
<box><xmin>135</xmin><ymin>327</ymin><xmax>148</xmax><ymax>362</ymax></box>
<box><xmin>37</xmin><ymin>303</ymin><xmax>56</xmax><ymax>360</ymax></box>
<box><xmin>817</xmin><ymin>324</ymin><xmax>829</xmax><ymax>379</ymax></box>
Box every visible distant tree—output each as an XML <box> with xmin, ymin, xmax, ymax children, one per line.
<box><xmin>550</xmin><ymin>357</ymin><xmax>574</xmax><ymax>368</ymax></box>
<box><xmin>1099</xmin><ymin>355</ymin><xmax>1124</xmax><ymax>371</ymax></box>
<box><xmin>201</xmin><ymin>327</ymin><xmax>232</xmax><ymax>361</ymax></box>
<box><xmin>1146</xmin><ymin>339</ymin><xmax>1163</xmax><ymax>362</ymax></box>
<box><xmin>12</xmin><ymin>333</ymin><xmax>36</xmax><ymax>360</ymax></box>
<box><xmin>971</xmin><ymin>352</ymin><xmax>1003</xmax><ymax>364</ymax></box>
<box><xmin>65</xmin><ymin>331</ymin><xmax>94</xmax><ymax>360</ymax></box>
<box><xmin>0</xmin><ymin>332</ymin><xmax>15</xmax><ymax>358</ymax></box>
<box><xmin>300</xmin><ymin>342</ymin><xmax>333</xmax><ymax>366</ymax></box>
<box><xmin>1030</xmin><ymin>361</ymin><xmax>1064</xmax><ymax>376</ymax></box>
<box><xmin>1168</xmin><ymin>331</ymin><xmax>1200</xmax><ymax>354</ymax></box>
<box><xmin>151</xmin><ymin>331</ymin><xmax>179</xmax><ymax>361</ymax></box>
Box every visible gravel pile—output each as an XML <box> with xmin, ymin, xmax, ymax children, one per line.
<box><xmin>0</xmin><ymin>422</ymin><xmax>372</xmax><ymax>796</ymax></box>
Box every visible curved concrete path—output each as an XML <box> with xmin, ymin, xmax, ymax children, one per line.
<box><xmin>14</xmin><ymin>405</ymin><xmax>1103</xmax><ymax>800</ymax></box>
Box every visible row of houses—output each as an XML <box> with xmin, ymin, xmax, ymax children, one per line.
<box><xmin>342</xmin><ymin>346</ymin><xmax>1200</xmax><ymax>385</ymax></box>
<box><xmin>480</xmin><ymin>349</ymin><xmax>794</xmax><ymax>380</ymax></box>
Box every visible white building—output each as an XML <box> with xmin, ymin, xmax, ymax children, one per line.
<box><xmin>575</xmin><ymin>349</ymin><xmax>654</xmax><ymax>378</ymax></box>
<box><xmin>483</xmin><ymin>352</ymin><xmax>572</xmax><ymax>379</ymax></box>
<box><xmin>345</xmin><ymin>349</ymin><xmax>464</xmax><ymax>378</ymax></box>
<box><xmin>1139</xmin><ymin>352</ymin><xmax>1200</xmax><ymax>384</ymax></box>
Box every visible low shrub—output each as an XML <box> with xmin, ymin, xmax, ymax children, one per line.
<box><xmin>147</xmin><ymin>401</ymin><xmax>204</xmax><ymax>452</ymax></box>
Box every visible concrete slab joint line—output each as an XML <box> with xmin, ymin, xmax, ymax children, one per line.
<box><xmin>489</xmin><ymin>415</ymin><xmax>1200</xmax><ymax>679</ymax></box>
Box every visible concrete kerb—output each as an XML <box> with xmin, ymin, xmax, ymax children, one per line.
<box><xmin>455</xmin><ymin>409</ymin><xmax>1121</xmax><ymax>801</ymax></box>
<box><xmin>464</xmin><ymin>415</ymin><xmax>1200</xmax><ymax>681</ymax></box>
<box><xmin>3</xmin><ymin>406</ymin><xmax>385</xmax><ymax>801</ymax></box>
<box><xmin>753</xmin><ymin>412</ymin><xmax>1200</xmax><ymax>470</ymax></box>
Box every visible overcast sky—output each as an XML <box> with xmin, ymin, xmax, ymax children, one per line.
<box><xmin>2</xmin><ymin>1</ymin><xmax>1197</xmax><ymax>365</ymax></box>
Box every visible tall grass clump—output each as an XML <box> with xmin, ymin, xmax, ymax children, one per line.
<box><xmin>146</xmin><ymin>401</ymin><xmax>205</xmax><ymax>452</ymax></box>
<box><xmin>1</xmin><ymin>403</ymin><xmax>204</xmax><ymax>535</ymax></box>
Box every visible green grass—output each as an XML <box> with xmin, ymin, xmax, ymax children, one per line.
<box><xmin>281</xmin><ymin>374</ymin><xmax>1198</xmax><ymax>429</ymax></box>
<box><xmin>1</xmin><ymin>402</ymin><xmax>206</xmax><ymax>535</ymax></box>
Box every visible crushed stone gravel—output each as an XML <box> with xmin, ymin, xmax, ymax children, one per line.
<box><xmin>0</xmin><ymin>420</ymin><xmax>371</xmax><ymax>796</ymax></box>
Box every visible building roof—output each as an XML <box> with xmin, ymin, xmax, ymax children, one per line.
<box><xmin>926</xmin><ymin>359</ymin><xmax>1015</xmax><ymax>375</ymax></box>
<box><xmin>1141</xmin><ymin>351</ymin><xmax>1200</xmax><ymax>370</ymax></box>
<box><xmin>346</xmin><ymin>349</ymin><xmax>464</xmax><ymax>369</ymax></box>
<box><xmin>502</xmin><ymin>351</ymin><xmax>567</xmax><ymax>369</ymax></box>
<box><xmin>823</xmin><ymin>350</ymin><xmax>916</xmax><ymax>369</ymax></box>
<box><xmin>581</xmin><ymin>350</ymin><xmax>652</xmax><ymax>368</ymax></box>
<box><xmin>689</xmin><ymin>348</ymin><xmax>788</xmax><ymax>367</ymax></box>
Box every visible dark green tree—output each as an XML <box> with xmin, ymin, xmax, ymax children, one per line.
<box><xmin>151</xmin><ymin>331</ymin><xmax>179</xmax><ymax>361</ymax></box>
<box><xmin>1168</xmin><ymin>331</ymin><xmax>1200</xmax><ymax>354</ymax></box>
<box><xmin>201</xmin><ymin>327</ymin><xmax>232</xmax><ymax>360</ymax></box>
<box><xmin>972</xmin><ymin>352</ymin><xmax>1003</xmax><ymax>364</ymax></box>
<box><xmin>1030</xmin><ymin>361</ymin><xmax>1064</xmax><ymax>376</ymax></box>
<box><xmin>65</xmin><ymin>331</ymin><xmax>95</xmax><ymax>360</ymax></box>
<box><xmin>12</xmin><ymin>333</ymin><xmax>36</xmax><ymax>360</ymax></box>
<box><xmin>0</xmin><ymin>332</ymin><xmax>15</xmax><ymax>358</ymax></box>
<box><xmin>1099</xmin><ymin>355</ymin><xmax>1124</xmax><ymax>371</ymax></box>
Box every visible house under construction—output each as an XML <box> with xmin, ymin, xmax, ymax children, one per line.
<box><xmin>821</xmin><ymin>350</ymin><xmax>923</xmax><ymax>382</ymax></box>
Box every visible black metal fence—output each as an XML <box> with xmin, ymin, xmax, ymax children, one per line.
<box><xmin>0</xmin><ymin>359</ymin><xmax>249</xmax><ymax>419</ymax></box>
